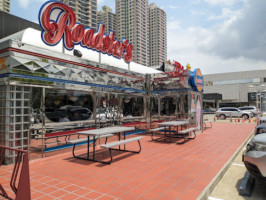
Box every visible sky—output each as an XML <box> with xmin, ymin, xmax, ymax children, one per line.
<box><xmin>11</xmin><ymin>0</ymin><xmax>266</xmax><ymax>75</ymax></box>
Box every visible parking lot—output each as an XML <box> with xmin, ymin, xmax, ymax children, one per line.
<box><xmin>209</xmin><ymin>136</ymin><xmax>266</xmax><ymax>200</ymax></box>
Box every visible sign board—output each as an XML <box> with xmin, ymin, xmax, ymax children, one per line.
<box><xmin>39</xmin><ymin>1</ymin><xmax>133</xmax><ymax>63</ymax></box>
<box><xmin>0</xmin><ymin>57</ymin><xmax>5</xmax><ymax>69</ymax></box>
<box><xmin>190</xmin><ymin>68</ymin><xmax>203</xmax><ymax>92</ymax></box>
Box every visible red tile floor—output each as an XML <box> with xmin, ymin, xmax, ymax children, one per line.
<box><xmin>0</xmin><ymin>123</ymin><xmax>255</xmax><ymax>200</ymax></box>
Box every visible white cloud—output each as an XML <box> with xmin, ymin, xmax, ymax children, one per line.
<box><xmin>18</xmin><ymin>0</ymin><xmax>51</xmax><ymax>9</ymax></box>
<box><xmin>18</xmin><ymin>0</ymin><xmax>30</xmax><ymax>9</ymax></box>
<box><xmin>204</xmin><ymin>0</ymin><xmax>243</xmax><ymax>6</ymax></box>
<box><xmin>190</xmin><ymin>9</ymin><xmax>206</xmax><ymax>16</ymax></box>
<box><xmin>207</xmin><ymin>8</ymin><xmax>239</xmax><ymax>20</ymax></box>
<box><xmin>98</xmin><ymin>0</ymin><xmax>105</xmax><ymax>5</ymax></box>
<box><xmin>168</xmin><ymin>5</ymin><xmax>179</xmax><ymax>9</ymax></box>
<box><xmin>201</xmin><ymin>0</ymin><xmax>266</xmax><ymax>61</ymax></box>
<box><xmin>168</xmin><ymin>20</ymin><xmax>181</xmax><ymax>31</ymax></box>
<box><xmin>167</xmin><ymin>0</ymin><xmax>266</xmax><ymax>74</ymax></box>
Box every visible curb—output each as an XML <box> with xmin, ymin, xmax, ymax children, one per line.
<box><xmin>197</xmin><ymin>129</ymin><xmax>255</xmax><ymax>200</ymax></box>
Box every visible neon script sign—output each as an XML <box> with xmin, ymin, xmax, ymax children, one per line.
<box><xmin>39</xmin><ymin>1</ymin><xmax>133</xmax><ymax>63</ymax></box>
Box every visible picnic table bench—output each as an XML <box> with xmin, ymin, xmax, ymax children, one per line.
<box><xmin>74</xmin><ymin>126</ymin><xmax>144</xmax><ymax>164</ymax></box>
<box><xmin>100</xmin><ymin>136</ymin><xmax>144</xmax><ymax>164</ymax></box>
<box><xmin>150</xmin><ymin>127</ymin><xmax>167</xmax><ymax>141</ymax></box>
<box><xmin>67</xmin><ymin>133</ymin><xmax>114</xmax><ymax>158</ymax></box>
<box><xmin>153</xmin><ymin>121</ymin><xmax>190</xmax><ymax>143</ymax></box>
<box><xmin>178</xmin><ymin>127</ymin><xmax>197</xmax><ymax>144</ymax></box>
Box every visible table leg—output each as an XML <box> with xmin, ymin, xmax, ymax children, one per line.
<box><xmin>93</xmin><ymin>136</ymin><xmax>96</xmax><ymax>160</ymax></box>
<box><xmin>119</xmin><ymin>133</ymin><xmax>121</xmax><ymax>150</ymax></box>
<box><xmin>124</xmin><ymin>132</ymin><xmax>126</xmax><ymax>150</ymax></box>
<box><xmin>87</xmin><ymin>135</ymin><xmax>90</xmax><ymax>159</ymax></box>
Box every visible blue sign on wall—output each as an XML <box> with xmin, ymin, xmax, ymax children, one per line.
<box><xmin>190</xmin><ymin>68</ymin><xmax>204</xmax><ymax>92</ymax></box>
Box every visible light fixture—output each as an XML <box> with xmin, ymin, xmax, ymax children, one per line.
<box><xmin>73</xmin><ymin>49</ymin><xmax>82</xmax><ymax>57</ymax></box>
<box><xmin>124</xmin><ymin>99</ymin><xmax>130</xmax><ymax>103</ymax></box>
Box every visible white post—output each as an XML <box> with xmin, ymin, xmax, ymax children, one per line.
<box><xmin>256</xmin><ymin>91</ymin><xmax>259</xmax><ymax>111</ymax></box>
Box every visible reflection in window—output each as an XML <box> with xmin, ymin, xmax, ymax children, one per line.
<box><xmin>160</xmin><ymin>97</ymin><xmax>176</xmax><ymax>116</ymax></box>
<box><xmin>151</xmin><ymin>97</ymin><xmax>158</xmax><ymax>115</ymax></box>
<box><xmin>31</xmin><ymin>88</ymin><xmax>42</xmax><ymax>124</ymax></box>
<box><xmin>45</xmin><ymin>90</ymin><xmax>93</xmax><ymax>122</ymax></box>
<box><xmin>97</xmin><ymin>94</ymin><xmax>120</xmax><ymax>122</ymax></box>
<box><xmin>122</xmin><ymin>97</ymin><xmax>144</xmax><ymax>117</ymax></box>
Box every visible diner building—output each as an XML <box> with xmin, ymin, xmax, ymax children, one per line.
<box><xmin>0</xmin><ymin>2</ymin><xmax>204</xmax><ymax>164</ymax></box>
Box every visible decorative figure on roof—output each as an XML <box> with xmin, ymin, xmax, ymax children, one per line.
<box><xmin>171</xmin><ymin>61</ymin><xmax>185</xmax><ymax>86</ymax></box>
<box><xmin>173</xmin><ymin>61</ymin><xmax>184</xmax><ymax>71</ymax></box>
<box><xmin>186</xmin><ymin>63</ymin><xmax>191</xmax><ymax>71</ymax></box>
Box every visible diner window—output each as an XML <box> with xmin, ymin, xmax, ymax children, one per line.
<box><xmin>97</xmin><ymin>94</ymin><xmax>120</xmax><ymax>124</ymax></box>
<box><xmin>44</xmin><ymin>89</ymin><xmax>93</xmax><ymax>122</ymax></box>
<box><xmin>122</xmin><ymin>96</ymin><xmax>144</xmax><ymax>117</ymax></box>
<box><xmin>151</xmin><ymin>97</ymin><xmax>159</xmax><ymax>115</ymax></box>
<box><xmin>160</xmin><ymin>97</ymin><xmax>176</xmax><ymax>116</ymax></box>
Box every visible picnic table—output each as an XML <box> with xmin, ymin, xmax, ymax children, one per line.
<box><xmin>151</xmin><ymin>121</ymin><xmax>196</xmax><ymax>143</ymax></box>
<box><xmin>72</xmin><ymin>126</ymin><xmax>143</xmax><ymax>164</ymax></box>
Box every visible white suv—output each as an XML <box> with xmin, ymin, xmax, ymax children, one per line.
<box><xmin>215</xmin><ymin>107</ymin><xmax>253</xmax><ymax>120</ymax></box>
<box><xmin>238</xmin><ymin>106</ymin><xmax>259</xmax><ymax>116</ymax></box>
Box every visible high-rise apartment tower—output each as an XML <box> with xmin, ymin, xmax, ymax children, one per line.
<box><xmin>116</xmin><ymin>0</ymin><xmax>149</xmax><ymax>66</ymax></box>
<box><xmin>0</xmin><ymin>0</ymin><xmax>10</xmax><ymax>13</ymax></box>
<box><xmin>97</xmin><ymin>6</ymin><xmax>116</xmax><ymax>35</ymax></box>
<box><xmin>59</xmin><ymin>0</ymin><xmax>97</xmax><ymax>30</ymax></box>
<box><xmin>149</xmin><ymin>3</ymin><xmax>167</xmax><ymax>67</ymax></box>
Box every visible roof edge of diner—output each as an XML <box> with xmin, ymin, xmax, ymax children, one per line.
<box><xmin>0</xmin><ymin>28</ymin><xmax>162</xmax><ymax>76</ymax></box>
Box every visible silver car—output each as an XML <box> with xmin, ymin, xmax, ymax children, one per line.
<box><xmin>215</xmin><ymin>107</ymin><xmax>252</xmax><ymax>120</ymax></box>
<box><xmin>243</xmin><ymin>133</ymin><xmax>266</xmax><ymax>180</ymax></box>
<box><xmin>238</xmin><ymin>106</ymin><xmax>259</xmax><ymax>116</ymax></box>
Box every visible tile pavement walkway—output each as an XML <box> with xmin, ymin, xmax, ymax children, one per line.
<box><xmin>0</xmin><ymin>123</ymin><xmax>255</xmax><ymax>200</ymax></box>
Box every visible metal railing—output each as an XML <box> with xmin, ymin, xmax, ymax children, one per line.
<box><xmin>0</xmin><ymin>145</ymin><xmax>31</xmax><ymax>200</ymax></box>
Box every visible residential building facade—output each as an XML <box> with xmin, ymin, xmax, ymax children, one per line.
<box><xmin>149</xmin><ymin>3</ymin><xmax>167</xmax><ymax>67</ymax></box>
<box><xmin>59</xmin><ymin>0</ymin><xmax>97</xmax><ymax>30</ymax></box>
<box><xmin>97</xmin><ymin>6</ymin><xmax>116</xmax><ymax>35</ymax></box>
<box><xmin>0</xmin><ymin>0</ymin><xmax>10</xmax><ymax>13</ymax></box>
<box><xmin>116</xmin><ymin>0</ymin><xmax>149</xmax><ymax>66</ymax></box>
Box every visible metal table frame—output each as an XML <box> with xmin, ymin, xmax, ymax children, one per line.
<box><xmin>75</xmin><ymin>126</ymin><xmax>135</xmax><ymax>164</ymax></box>
<box><xmin>152</xmin><ymin>121</ymin><xmax>189</xmax><ymax>143</ymax></box>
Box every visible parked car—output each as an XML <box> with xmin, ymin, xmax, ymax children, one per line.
<box><xmin>215</xmin><ymin>107</ymin><xmax>253</xmax><ymax>120</ymax></box>
<box><xmin>41</xmin><ymin>106</ymin><xmax>93</xmax><ymax>122</ymax></box>
<box><xmin>254</xmin><ymin>123</ymin><xmax>266</xmax><ymax>135</ymax></box>
<box><xmin>258</xmin><ymin>116</ymin><xmax>266</xmax><ymax>125</ymax></box>
<box><xmin>238</xmin><ymin>106</ymin><xmax>259</xmax><ymax>116</ymax></box>
<box><xmin>59</xmin><ymin>106</ymin><xmax>92</xmax><ymax>121</ymax></box>
<box><xmin>243</xmin><ymin>133</ymin><xmax>266</xmax><ymax>180</ymax></box>
<box><xmin>203</xmin><ymin>107</ymin><xmax>216</xmax><ymax>113</ymax></box>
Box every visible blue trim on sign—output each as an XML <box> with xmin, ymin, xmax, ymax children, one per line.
<box><xmin>1</xmin><ymin>73</ymin><xmax>146</xmax><ymax>93</ymax></box>
<box><xmin>44</xmin><ymin>130</ymin><xmax>146</xmax><ymax>152</ymax></box>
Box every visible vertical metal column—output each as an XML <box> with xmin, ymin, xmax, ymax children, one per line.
<box><xmin>41</xmin><ymin>88</ymin><xmax>45</xmax><ymax>158</ymax></box>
